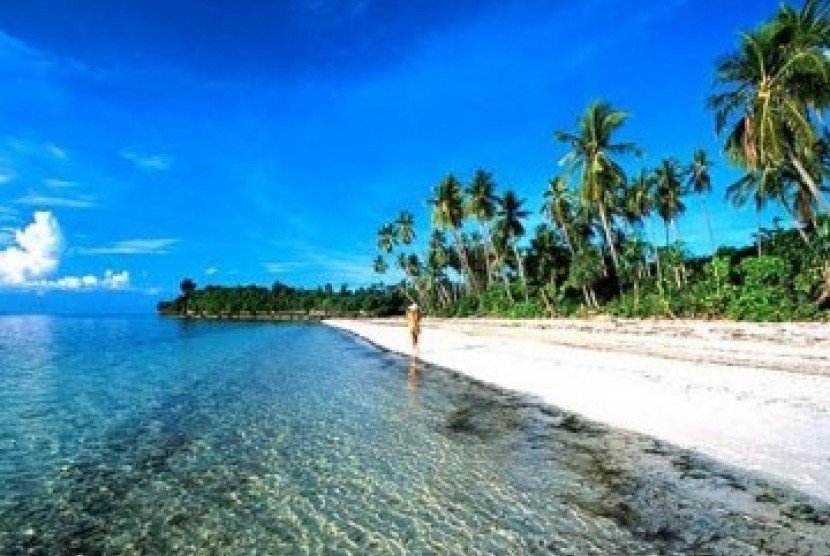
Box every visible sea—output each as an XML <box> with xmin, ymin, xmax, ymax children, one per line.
<box><xmin>0</xmin><ymin>315</ymin><xmax>827</xmax><ymax>555</ymax></box>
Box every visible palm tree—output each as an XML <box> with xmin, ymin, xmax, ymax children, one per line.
<box><xmin>397</xmin><ymin>252</ymin><xmax>424</xmax><ymax>304</ymax></box>
<box><xmin>566</xmin><ymin>247</ymin><xmax>602</xmax><ymax>308</ymax></box>
<box><xmin>623</xmin><ymin>170</ymin><xmax>653</xmax><ymax>229</ymax></box>
<box><xmin>180</xmin><ymin>278</ymin><xmax>196</xmax><ymax>314</ymax></box>
<box><xmin>376</xmin><ymin>224</ymin><xmax>397</xmax><ymax>253</ymax></box>
<box><xmin>624</xmin><ymin>169</ymin><xmax>664</xmax><ymax>286</ymax></box>
<box><xmin>431</xmin><ymin>174</ymin><xmax>477</xmax><ymax>292</ymax></box>
<box><xmin>555</xmin><ymin>101</ymin><xmax>642</xmax><ymax>271</ymax></box>
<box><xmin>727</xmin><ymin>167</ymin><xmax>787</xmax><ymax>254</ymax></box>
<box><xmin>427</xmin><ymin>230</ymin><xmax>453</xmax><ymax>307</ymax></box>
<box><xmin>465</xmin><ymin>169</ymin><xmax>499</xmax><ymax>288</ymax></box>
<box><xmin>619</xmin><ymin>237</ymin><xmax>648</xmax><ymax>309</ymax></box>
<box><xmin>542</xmin><ymin>175</ymin><xmax>577</xmax><ymax>254</ymax></box>
<box><xmin>688</xmin><ymin>149</ymin><xmax>716</xmax><ymax>248</ymax></box>
<box><xmin>396</xmin><ymin>211</ymin><xmax>416</xmax><ymax>245</ymax></box>
<box><xmin>654</xmin><ymin>159</ymin><xmax>688</xmax><ymax>288</ymax></box>
<box><xmin>526</xmin><ymin>224</ymin><xmax>567</xmax><ymax>314</ymax></box>
<box><xmin>653</xmin><ymin>158</ymin><xmax>687</xmax><ymax>246</ymax></box>
<box><xmin>372</xmin><ymin>255</ymin><xmax>388</xmax><ymax>275</ymax></box>
<box><xmin>494</xmin><ymin>189</ymin><xmax>530</xmax><ymax>301</ymax></box>
<box><xmin>709</xmin><ymin>0</ymin><xmax>830</xmax><ymax>217</ymax></box>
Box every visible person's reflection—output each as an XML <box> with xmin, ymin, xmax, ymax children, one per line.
<box><xmin>407</xmin><ymin>356</ymin><xmax>421</xmax><ymax>391</ymax></box>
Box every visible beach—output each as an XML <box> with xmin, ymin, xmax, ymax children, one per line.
<box><xmin>326</xmin><ymin>317</ymin><xmax>830</xmax><ymax>502</ymax></box>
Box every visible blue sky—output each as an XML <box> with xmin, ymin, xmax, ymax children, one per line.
<box><xmin>0</xmin><ymin>0</ymin><xmax>785</xmax><ymax>313</ymax></box>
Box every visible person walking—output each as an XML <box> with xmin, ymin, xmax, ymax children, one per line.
<box><xmin>406</xmin><ymin>303</ymin><xmax>422</xmax><ymax>350</ymax></box>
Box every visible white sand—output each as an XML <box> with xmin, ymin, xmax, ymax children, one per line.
<box><xmin>325</xmin><ymin>317</ymin><xmax>830</xmax><ymax>502</ymax></box>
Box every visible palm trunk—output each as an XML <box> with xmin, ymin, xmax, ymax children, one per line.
<box><xmin>670</xmin><ymin>219</ymin><xmax>688</xmax><ymax>285</ymax></box>
<box><xmin>511</xmin><ymin>239</ymin><xmax>529</xmax><ymax>303</ymax></box>
<box><xmin>642</xmin><ymin>219</ymin><xmax>654</xmax><ymax>280</ymax></box>
<box><xmin>558</xmin><ymin>216</ymin><xmax>576</xmax><ymax>255</ymax></box>
<box><xmin>789</xmin><ymin>153</ymin><xmax>830</xmax><ymax>213</ymax></box>
<box><xmin>581</xmin><ymin>286</ymin><xmax>591</xmax><ymax>307</ymax></box>
<box><xmin>451</xmin><ymin>229</ymin><xmax>477</xmax><ymax>294</ymax></box>
<box><xmin>438</xmin><ymin>281</ymin><xmax>450</xmax><ymax>308</ymax></box>
<box><xmin>633</xmin><ymin>280</ymin><xmax>640</xmax><ymax>311</ymax></box>
<box><xmin>598</xmin><ymin>204</ymin><xmax>620</xmax><ymax>270</ymax></box>
<box><xmin>654</xmin><ymin>246</ymin><xmax>666</xmax><ymax>296</ymax></box>
<box><xmin>755</xmin><ymin>208</ymin><xmax>763</xmax><ymax>257</ymax></box>
<box><xmin>479</xmin><ymin>222</ymin><xmax>495</xmax><ymax>289</ymax></box>
<box><xmin>779</xmin><ymin>194</ymin><xmax>812</xmax><ymax>245</ymax></box>
<box><xmin>540</xmin><ymin>286</ymin><xmax>554</xmax><ymax>316</ymax></box>
<box><xmin>588</xmin><ymin>288</ymin><xmax>599</xmax><ymax>308</ymax></box>
<box><xmin>817</xmin><ymin>262</ymin><xmax>830</xmax><ymax>308</ymax></box>
<box><xmin>500</xmin><ymin>271</ymin><xmax>514</xmax><ymax>303</ymax></box>
<box><xmin>700</xmin><ymin>196</ymin><xmax>715</xmax><ymax>251</ymax></box>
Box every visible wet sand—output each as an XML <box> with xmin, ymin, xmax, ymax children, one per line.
<box><xmin>325</xmin><ymin>317</ymin><xmax>830</xmax><ymax>503</ymax></box>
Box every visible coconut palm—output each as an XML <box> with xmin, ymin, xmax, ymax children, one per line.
<box><xmin>180</xmin><ymin>278</ymin><xmax>196</xmax><ymax>314</ymax></box>
<box><xmin>427</xmin><ymin>230</ymin><xmax>453</xmax><ymax>306</ymax></box>
<box><xmin>180</xmin><ymin>278</ymin><xmax>196</xmax><ymax>297</ymax></box>
<box><xmin>431</xmin><ymin>174</ymin><xmax>477</xmax><ymax>292</ymax></box>
<box><xmin>726</xmin><ymin>168</ymin><xmax>781</xmax><ymax>255</ymax></box>
<box><xmin>376</xmin><ymin>224</ymin><xmax>397</xmax><ymax>253</ymax></box>
<box><xmin>465</xmin><ymin>169</ymin><xmax>499</xmax><ymax>288</ymax></box>
<box><xmin>396</xmin><ymin>211</ymin><xmax>416</xmax><ymax>245</ymax></box>
<box><xmin>624</xmin><ymin>169</ymin><xmax>664</xmax><ymax>285</ymax></box>
<box><xmin>565</xmin><ymin>247</ymin><xmax>602</xmax><ymax>308</ymax></box>
<box><xmin>688</xmin><ymin>149</ymin><xmax>716</xmax><ymax>248</ymax></box>
<box><xmin>494</xmin><ymin>189</ymin><xmax>530</xmax><ymax>301</ymax></box>
<box><xmin>653</xmin><ymin>158</ymin><xmax>687</xmax><ymax>246</ymax></box>
<box><xmin>623</xmin><ymin>169</ymin><xmax>654</xmax><ymax>228</ymax></box>
<box><xmin>526</xmin><ymin>224</ymin><xmax>568</xmax><ymax>314</ymax></box>
<box><xmin>396</xmin><ymin>252</ymin><xmax>425</xmax><ymax>304</ymax></box>
<box><xmin>555</xmin><ymin>101</ymin><xmax>642</xmax><ymax>270</ymax></box>
<box><xmin>542</xmin><ymin>175</ymin><xmax>577</xmax><ymax>254</ymax></box>
<box><xmin>709</xmin><ymin>0</ymin><xmax>830</xmax><ymax>217</ymax></box>
<box><xmin>427</xmin><ymin>230</ymin><xmax>451</xmax><ymax>270</ymax></box>
<box><xmin>618</xmin><ymin>237</ymin><xmax>648</xmax><ymax>308</ymax></box>
<box><xmin>372</xmin><ymin>255</ymin><xmax>388</xmax><ymax>275</ymax></box>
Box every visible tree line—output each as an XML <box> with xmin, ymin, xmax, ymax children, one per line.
<box><xmin>157</xmin><ymin>280</ymin><xmax>406</xmax><ymax>318</ymax></box>
<box><xmin>372</xmin><ymin>0</ymin><xmax>830</xmax><ymax>321</ymax></box>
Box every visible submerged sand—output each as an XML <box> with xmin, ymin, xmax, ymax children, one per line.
<box><xmin>325</xmin><ymin>317</ymin><xmax>830</xmax><ymax>502</ymax></box>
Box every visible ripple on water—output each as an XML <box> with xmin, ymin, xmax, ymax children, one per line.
<box><xmin>0</xmin><ymin>317</ymin><xmax>828</xmax><ymax>555</ymax></box>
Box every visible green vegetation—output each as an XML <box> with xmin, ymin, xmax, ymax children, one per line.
<box><xmin>159</xmin><ymin>1</ymin><xmax>829</xmax><ymax>323</ymax></box>
<box><xmin>371</xmin><ymin>0</ymin><xmax>830</xmax><ymax>322</ymax></box>
<box><xmin>157</xmin><ymin>281</ymin><xmax>406</xmax><ymax>318</ymax></box>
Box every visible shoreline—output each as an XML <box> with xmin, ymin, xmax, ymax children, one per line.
<box><xmin>325</xmin><ymin>317</ymin><xmax>830</xmax><ymax>502</ymax></box>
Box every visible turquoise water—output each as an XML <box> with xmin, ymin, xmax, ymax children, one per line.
<box><xmin>0</xmin><ymin>315</ymin><xmax>828</xmax><ymax>555</ymax></box>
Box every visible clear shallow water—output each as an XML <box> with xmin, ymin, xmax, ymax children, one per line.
<box><xmin>0</xmin><ymin>315</ymin><xmax>828</xmax><ymax>555</ymax></box>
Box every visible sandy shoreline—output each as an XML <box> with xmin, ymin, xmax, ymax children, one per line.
<box><xmin>325</xmin><ymin>317</ymin><xmax>830</xmax><ymax>502</ymax></box>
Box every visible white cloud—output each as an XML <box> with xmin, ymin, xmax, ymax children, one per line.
<box><xmin>0</xmin><ymin>212</ymin><xmax>132</xmax><ymax>291</ymax></box>
<box><xmin>15</xmin><ymin>194</ymin><xmax>96</xmax><ymax>209</ymax></box>
<box><xmin>44</xmin><ymin>178</ymin><xmax>76</xmax><ymax>188</ymax></box>
<box><xmin>0</xmin><ymin>30</ymin><xmax>52</xmax><ymax>70</ymax></box>
<box><xmin>205</xmin><ymin>266</ymin><xmax>218</xmax><ymax>276</ymax></box>
<box><xmin>0</xmin><ymin>211</ymin><xmax>61</xmax><ymax>284</ymax></box>
<box><xmin>121</xmin><ymin>149</ymin><xmax>173</xmax><ymax>172</ymax></box>
<box><xmin>104</xmin><ymin>270</ymin><xmax>130</xmax><ymax>288</ymax></box>
<box><xmin>28</xmin><ymin>269</ymin><xmax>130</xmax><ymax>291</ymax></box>
<box><xmin>77</xmin><ymin>238</ymin><xmax>179</xmax><ymax>255</ymax></box>
<box><xmin>264</xmin><ymin>261</ymin><xmax>305</xmax><ymax>274</ymax></box>
<box><xmin>46</xmin><ymin>144</ymin><xmax>68</xmax><ymax>160</ymax></box>
<box><xmin>264</xmin><ymin>251</ymin><xmax>374</xmax><ymax>284</ymax></box>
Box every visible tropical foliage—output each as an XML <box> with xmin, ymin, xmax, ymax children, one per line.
<box><xmin>158</xmin><ymin>281</ymin><xmax>406</xmax><ymax>318</ymax></box>
<box><xmin>369</xmin><ymin>0</ymin><xmax>830</xmax><ymax>322</ymax></box>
